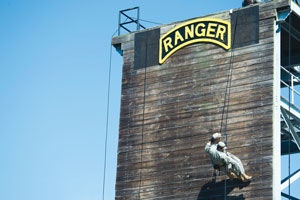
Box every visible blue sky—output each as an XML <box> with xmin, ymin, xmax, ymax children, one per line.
<box><xmin>0</xmin><ymin>0</ymin><xmax>299</xmax><ymax>200</ymax></box>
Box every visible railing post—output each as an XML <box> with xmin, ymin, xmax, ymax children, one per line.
<box><xmin>291</xmin><ymin>73</ymin><xmax>294</xmax><ymax>104</ymax></box>
<box><xmin>137</xmin><ymin>7</ymin><xmax>140</xmax><ymax>31</ymax></box>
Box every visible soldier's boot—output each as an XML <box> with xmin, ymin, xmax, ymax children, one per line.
<box><xmin>241</xmin><ymin>173</ymin><xmax>252</xmax><ymax>182</ymax></box>
<box><xmin>243</xmin><ymin>174</ymin><xmax>252</xmax><ymax>180</ymax></box>
<box><xmin>227</xmin><ymin>172</ymin><xmax>234</xmax><ymax>179</ymax></box>
<box><xmin>228</xmin><ymin>172</ymin><xmax>238</xmax><ymax>180</ymax></box>
<box><xmin>238</xmin><ymin>174</ymin><xmax>245</xmax><ymax>182</ymax></box>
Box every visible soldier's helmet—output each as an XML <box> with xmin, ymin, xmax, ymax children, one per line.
<box><xmin>217</xmin><ymin>141</ymin><xmax>227</xmax><ymax>149</ymax></box>
<box><xmin>212</xmin><ymin>132</ymin><xmax>222</xmax><ymax>139</ymax></box>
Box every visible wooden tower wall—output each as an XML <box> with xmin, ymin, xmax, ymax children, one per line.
<box><xmin>112</xmin><ymin>1</ymin><xmax>288</xmax><ymax>199</ymax></box>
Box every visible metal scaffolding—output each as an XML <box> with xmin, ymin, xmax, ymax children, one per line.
<box><xmin>279</xmin><ymin>3</ymin><xmax>300</xmax><ymax>199</ymax></box>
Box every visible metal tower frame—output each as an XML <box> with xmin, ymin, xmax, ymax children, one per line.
<box><xmin>278</xmin><ymin>2</ymin><xmax>300</xmax><ymax>199</ymax></box>
<box><xmin>118</xmin><ymin>7</ymin><xmax>146</xmax><ymax>36</ymax></box>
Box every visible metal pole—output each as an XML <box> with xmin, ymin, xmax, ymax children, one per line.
<box><xmin>137</xmin><ymin>7</ymin><xmax>140</xmax><ymax>31</ymax></box>
<box><xmin>118</xmin><ymin>11</ymin><xmax>121</xmax><ymax>36</ymax></box>
<box><xmin>291</xmin><ymin>76</ymin><xmax>294</xmax><ymax>104</ymax></box>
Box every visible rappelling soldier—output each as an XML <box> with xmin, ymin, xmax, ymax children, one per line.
<box><xmin>205</xmin><ymin>133</ymin><xmax>252</xmax><ymax>182</ymax></box>
<box><xmin>216</xmin><ymin>141</ymin><xmax>252</xmax><ymax>181</ymax></box>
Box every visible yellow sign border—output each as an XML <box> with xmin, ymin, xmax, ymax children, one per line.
<box><xmin>159</xmin><ymin>18</ymin><xmax>231</xmax><ymax>64</ymax></box>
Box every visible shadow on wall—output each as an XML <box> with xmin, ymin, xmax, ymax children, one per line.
<box><xmin>197</xmin><ymin>179</ymin><xmax>250</xmax><ymax>200</ymax></box>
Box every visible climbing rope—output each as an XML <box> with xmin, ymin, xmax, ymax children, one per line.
<box><xmin>219</xmin><ymin>11</ymin><xmax>239</xmax><ymax>145</ymax></box>
<box><xmin>132</xmin><ymin>17</ymin><xmax>163</xmax><ymax>26</ymax></box>
<box><xmin>102</xmin><ymin>30</ymin><xmax>118</xmax><ymax>200</ymax></box>
<box><xmin>138</xmin><ymin>43</ymin><xmax>148</xmax><ymax>199</ymax></box>
<box><xmin>219</xmin><ymin>10</ymin><xmax>239</xmax><ymax>200</ymax></box>
<box><xmin>102</xmin><ymin>44</ymin><xmax>112</xmax><ymax>200</ymax></box>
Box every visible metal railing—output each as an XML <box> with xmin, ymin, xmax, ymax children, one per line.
<box><xmin>118</xmin><ymin>7</ymin><xmax>146</xmax><ymax>36</ymax></box>
<box><xmin>281</xmin><ymin>66</ymin><xmax>300</xmax><ymax>105</ymax></box>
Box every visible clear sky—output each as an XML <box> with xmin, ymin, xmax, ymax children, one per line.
<box><xmin>0</xmin><ymin>0</ymin><xmax>299</xmax><ymax>200</ymax></box>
